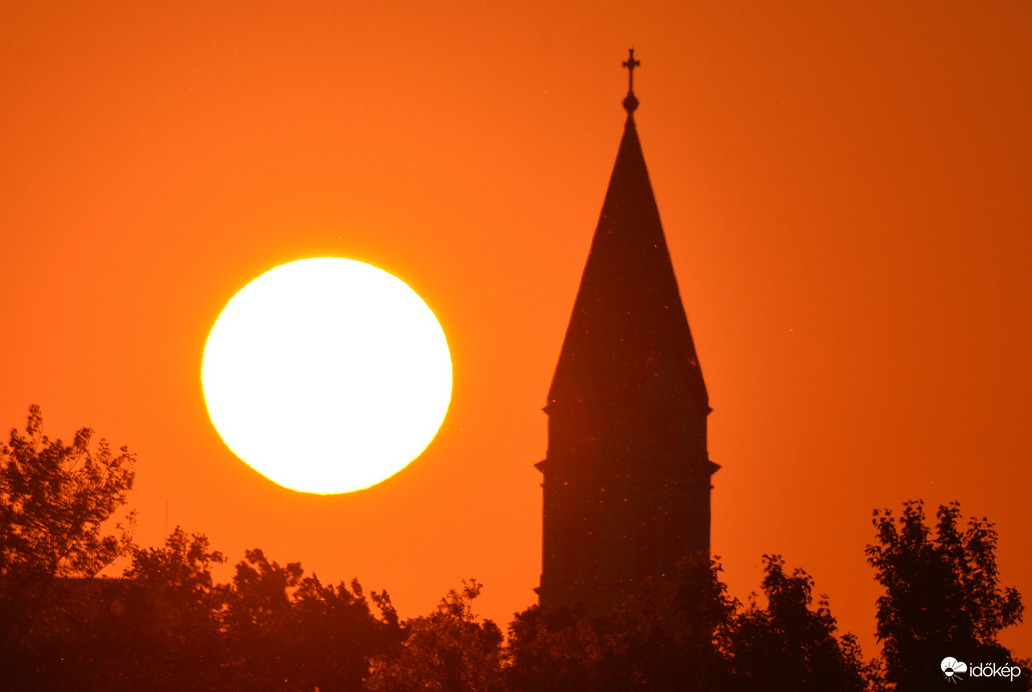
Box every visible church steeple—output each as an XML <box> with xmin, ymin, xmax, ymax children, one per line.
<box><xmin>538</xmin><ymin>53</ymin><xmax>718</xmax><ymax>611</ymax></box>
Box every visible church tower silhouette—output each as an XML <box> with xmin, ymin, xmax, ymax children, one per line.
<box><xmin>537</xmin><ymin>51</ymin><xmax>719</xmax><ymax>610</ymax></box>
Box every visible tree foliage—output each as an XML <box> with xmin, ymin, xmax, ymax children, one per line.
<box><xmin>0</xmin><ymin>405</ymin><xmax>135</xmax><ymax>581</ymax></box>
<box><xmin>3</xmin><ymin>408</ymin><xmax>1029</xmax><ymax>690</ymax></box>
<box><xmin>723</xmin><ymin>555</ymin><xmax>869</xmax><ymax>692</ymax></box>
<box><xmin>507</xmin><ymin>602</ymin><xmax>605</xmax><ymax>691</ymax></box>
<box><xmin>866</xmin><ymin>500</ymin><xmax>1025</xmax><ymax>691</ymax></box>
<box><xmin>508</xmin><ymin>556</ymin><xmax>871</xmax><ymax>692</ymax></box>
<box><xmin>598</xmin><ymin>556</ymin><xmax>737</xmax><ymax>690</ymax></box>
<box><xmin>114</xmin><ymin>528</ymin><xmax>229</xmax><ymax>689</ymax></box>
<box><xmin>0</xmin><ymin>406</ymin><xmax>136</xmax><ymax>687</ymax></box>
<box><xmin>222</xmin><ymin>548</ymin><xmax>402</xmax><ymax>690</ymax></box>
<box><xmin>366</xmin><ymin>579</ymin><xmax>506</xmax><ymax>692</ymax></box>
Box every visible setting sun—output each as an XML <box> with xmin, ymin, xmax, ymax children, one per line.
<box><xmin>201</xmin><ymin>257</ymin><xmax>452</xmax><ymax>494</ymax></box>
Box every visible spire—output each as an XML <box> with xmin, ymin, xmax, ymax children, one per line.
<box><xmin>622</xmin><ymin>48</ymin><xmax>640</xmax><ymax>117</ymax></box>
<box><xmin>538</xmin><ymin>54</ymin><xmax>716</xmax><ymax>612</ymax></box>
<box><xmin>548</xmin><ymin>52</ymin><xmax>709</xmax><ymax>451</ymax></box>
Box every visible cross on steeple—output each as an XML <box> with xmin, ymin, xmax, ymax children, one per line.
<box><xmin>622</xmin><ymin>48</ymin><xmax>640</xmax><ymax>116</ymax></box>
<box><xmin>622</xmin><ymin>48</ymin><xmax>640</xmax><ymax>94</ymax></box>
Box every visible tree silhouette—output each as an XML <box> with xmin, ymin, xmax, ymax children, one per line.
<box><xmin>284</xmin><ymin>573</ymin><xmax>402</xmax><ymax>691</ymax></box>
<box><xmin>0</xmin><ymin>406</ymin><xmax>136</xmax><ymax>687</ymax></box>
<box><xmin>866</xmin><ymin>500</ymin><xmax>1025</xmax><ymax>691</ymax></box>
<box><xmin>508</xmin><ymin>558</ymin><xmax>737</xmax><ymax>692</ymax></box>
<box><xmin>23</xmin><ymin>527</ymin><xmax>232</xmax><ymax>691</ymax></box>
<box><xmin>222</xmin><ymin>547</ymin><xmax>401</xmax><ymax>690</ymax></box>
<box><xmin>0</xmin><ymin>405</ymin><xmax>135</xmax><ymax>580</ymax></box>
<box><xmin>223</xmin><ymin>547</ymin><xmax>305</xmax><ymax>686</ymax></box>
<box><xmin>603</xmin><ymin>557</ymin><xmax>737</xmax><ymax>691</ymax></box>
<box><xmin>113</xmin><ymin>528</ymin><xmax>229</xmax><ymax>689</ymax></box>
<box><xmin>366</xmin><ymin>579</ymin><xmax>505</xmax><ymax>692</ymax></box>
<box><xmin>509</xmin><ymin>555</ymin><xmax>880</xmax><ymax>692</ymax></box>
<box><xmin>722</xmin><ymin>555</ymin><xmax>869</xmax><ymax>692</ymax></box>
<box><xmin>5</xmin><ymin>406</ymin><xmax>1030</xmax><ymax>691</ymax></box>
<box><xmin>507</xmin><ymin>603</ymin><xmax>605</xmax><ymax>691</ymax></box>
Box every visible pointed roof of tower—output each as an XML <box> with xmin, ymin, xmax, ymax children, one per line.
<box><xmin>548</xmin><ymin>52</ymin><xmax>708</xmax><ymax>414</ymax></box>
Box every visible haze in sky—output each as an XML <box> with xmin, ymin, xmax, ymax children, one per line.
<box><xmin>2</xmin><ymin>1</ymin><xmax>1029</xmax><ymax>655</ymax></box>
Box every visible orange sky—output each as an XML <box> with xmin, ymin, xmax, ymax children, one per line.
<box><xmin>2</xmin><ymin>1</ymin><xmax>1030</xmax><ymax>657</ymax></box>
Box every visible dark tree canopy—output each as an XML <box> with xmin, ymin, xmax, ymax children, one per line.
<box><xmin>222</xmin><ymin>548</ymin><xmax>402</xmax><ymax>690</ymax></box>
<box><xmin>508</xmin><ymin>556</ymin><xmax>868</xmax><ymax>692</ymax></box>
<box><xmin>723</xmin><ymin>555</ymin><xmax>870</xmax><ymax>692</ymax></box>
<box><xmin>867</xmin><ymin>500</ymin><xmax>1025</xmax><ymax>691</ymax></box>
<box><xmin>0</xmin><ymin>406</ymin><xmax>137</xmax><ymax>687</ymax></box>
<box><xmin>507</xmin><ymin>602</ymin><xmax>606</xmax><ymax>692</ymax></box>
<box><xmin>0</xmin><ymin>405</ymin><xmax>135</xmax><ymax>581</ymax></box>
<box><xmin>2</xmin><ymin>408</ymin><xmax>1028</xmax><ymax>691</ymax></box>
<box><xmin>366</xmin><ymin>579</ymin><xmax>505</xmax><ymax>692</ymax></box>
<box><xmin>114</xmin><ymin>528</ymin><xmax>229</xmax><ymax>689</ymax></box>
<box><xmin>599</xmin><ymin>556</ymin><xmax>737</xmax><ymax>691</ymax></box>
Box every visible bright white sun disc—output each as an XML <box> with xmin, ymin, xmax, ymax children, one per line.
<box><xmin>201</xmin><ymin>258</ymin><xmax>452</xmax><ymax>494</ymax></box>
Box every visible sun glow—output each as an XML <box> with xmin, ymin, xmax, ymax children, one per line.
<box><xmin>201</xmin><ymin>258</ymin><xmax>452</xmax><ymax>494</ymax></box>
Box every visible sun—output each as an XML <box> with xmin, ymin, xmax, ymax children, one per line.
<box><xmin>201</xmin><ymin>257</ymin><xmax>452</xmax><ymax>494</ymax></box>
